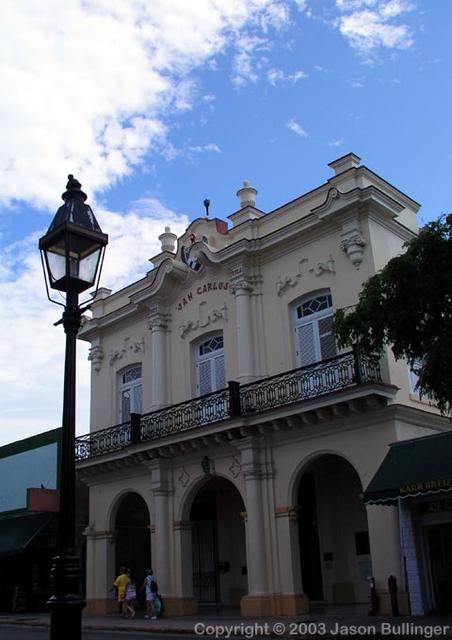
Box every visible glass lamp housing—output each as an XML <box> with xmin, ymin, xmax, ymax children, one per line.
<box><xmin>40</xmin><ymin>223</ymin><xmax>107</xmax><ymax>294</ymax></box>
<box><xmin>39</xmin><ymin>175</ymin><xmax>108</xmax><ymax>295</ymax></box>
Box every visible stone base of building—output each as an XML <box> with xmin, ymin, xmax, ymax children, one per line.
<box><xmin>86</xmin><ymin>598</ymin><xmax>119</xmax><ymax>615</ymax></box>
<box><xmin>376</xmin><ymin>591</ymin><xmax>410</xmax><ymax>616</ymax></box>
<box><xmin>164</xmin><ymin>597</ymin><xmax>198</xmax><ymax>616</ymax></box>
<box><xmin>241</xmin><ymin>593</ymin><xmax>309</xmax><ymax>617</ymax></box>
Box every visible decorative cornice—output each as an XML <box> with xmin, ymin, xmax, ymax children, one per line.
<box><xmin>313</xmin><ymin>185</ymin><xmax>405</xmax><ymax>220</ymax></box>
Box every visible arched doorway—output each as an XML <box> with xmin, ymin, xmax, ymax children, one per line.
<box><xmin>190</xmin><ymin>477</ymin><xmax>247</xmax><ymax>608</ymax></box>
<box><xmin>114</xmin><ymin>493</ymin><xmax>151</xmax><ymax>596</ymax></box>
<box><xmin>296</xmin><ymin>455</ymin><xmax>371</xmax><ymax>605</ymax></box>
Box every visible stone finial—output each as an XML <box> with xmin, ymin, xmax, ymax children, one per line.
<box><xmin>237</xmin><ymin>180</ymin><xmax>257</xmax><ymax>208</ymax></box>
<box><xmin>159</xmin><ymin>226</ymin><xmax>177</xmax><ymax>253</ymax></box>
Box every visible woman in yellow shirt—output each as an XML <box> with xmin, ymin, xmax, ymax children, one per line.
<box><xmin>112</xmin><ymin>566</ymin><xmax>130</xmax><ymax>617</ymax></box>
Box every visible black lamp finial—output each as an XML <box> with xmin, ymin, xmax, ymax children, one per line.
<box><xmin>62</xmin><ymin>174</ymin><xmax>86</xmax><ymax>202</ymax></box>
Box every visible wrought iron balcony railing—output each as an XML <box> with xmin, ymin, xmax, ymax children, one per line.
<box><xmin>75</xmin><ymin>350</ymin><xmax>381</xmax><ymax>461</ymax></box>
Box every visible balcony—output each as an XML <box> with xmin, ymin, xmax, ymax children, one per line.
<box><xmin>75</xmin><ymin>350</ymin><xmax>383</xmax><ymax>462</ymax></box>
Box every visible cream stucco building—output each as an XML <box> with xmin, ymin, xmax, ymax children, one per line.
<box><xmin>76</xmin><ymin>153</ymin><xmax>450</xmax><ymax>617</ymax></box>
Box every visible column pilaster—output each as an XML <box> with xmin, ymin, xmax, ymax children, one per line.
<box><xmin>84</xmin><ymin>527</ymin><xmax>116</xmax><ymax>614</ymax></box>
<box><xmin>274</xmin><ymin>507</ymin><xmax>309</xmax><ymax>614</ymax></box>
<box><xmin>147</xmin><ymin>303</ymin><xmax>170</xmax><ymax>409</ymax></box>
<box><xmin>234</xmin><ymin>437</ymin><xmax>271</xmax><ymax>615</ymax></box>
<box><xmin>230</xmin><ymin>264</ymin><xmax>259</xmax><ymax>383</ymax></box>
<box><xmin>366</xmin><ymin>504</ymin><xmax>410</xmax><ymax>614</ymax></box>
<box><xmin>172</xmin><ymin>520</ymin><xmax>198</xmax><ymax>615</ymax></box>
<box><xmin>150</xmin><ymin>459</ymin><xmax>173</xmax><ymax>595</ymax></box>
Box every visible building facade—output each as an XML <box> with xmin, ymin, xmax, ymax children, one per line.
<box><xmin>76</xmin><ymin>153</ymin><xmax>450</xmax><ymax>617</ymax></box>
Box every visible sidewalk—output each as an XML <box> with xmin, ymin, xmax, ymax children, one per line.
<box><xmin>1</xmin><ymin>605</ymin><xmax>452</xmax><ymax>638</ymax></box>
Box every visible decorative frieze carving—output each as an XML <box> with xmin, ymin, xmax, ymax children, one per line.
<box><xmin>109</xmin><ymin>337</ymin><xmax>145</xmax><ymax>366</ymax></box>
<box><xmin>310</xmin><ymin>254</ymin><xmax>335</xmax><ymax>276</ymax></box>
<box><xmin>180</xmin><ymin>302</ymin><xmax>228</xmax><ymax>338</ymax></box>
<box><xmin>276</xmin><ymin>255</ymin><xmax>335</xmax><ymax>296</ymax></box>
<box><xmin>276</xmin><ymin>258</ymin><xmax>308</xmax><ymax>296</ymax></box>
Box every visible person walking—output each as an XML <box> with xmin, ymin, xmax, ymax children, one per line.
<box><xmin>124</xmin><ymin>570</ymin><xmax>137</xmax><ymax>618</ymax></box>
<box><xmin>140</xmin><ymin>568</ymin><xmax>158</xmax><ymax>619</ymax></box>
<box><xmin>112</xmin><ymin>566</ymin><xmax>130</xmax><ymax>617</ymax></box>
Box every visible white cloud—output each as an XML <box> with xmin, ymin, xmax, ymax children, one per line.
<box><xmin>329</xmin><ymin>139</ymin><xmax>344</xmax><ymax>147</ymax></box>
<box><xmin>350</xmin><ymin>78</ymin><xmax>366</xmax><ymax>88</ymax></box>
<box><xmin>287</xmin><ymin>118</ymin><xmax>308</xmax><ymax>137</ymax></box>
<box><xmin>0</xmin><ymin>0</ymin><xmax>290</xmax><ymax>209</ymax></box>
<box><xmin>267</xmin><ymin>68</ymin><xmax>307</xmax><ymax>85</ymax></box>
<box><xmin>334</xmin><ymin>0</ymin><xmax>415</xmax><ymax>58</ymax></box>
<box><xmin>188</xmin><ymin>144</ymin><xmax>221</xmax><ymax>154</ymax></box>
<box><xmin>231</xmin><ymin>34</ymin><xmax>271</xmax><ymax>87</ymax></box>
<box><xmin>0</xmin><ymin>198</ymin><xmax>188</xmax><ymax>445</ymax></box>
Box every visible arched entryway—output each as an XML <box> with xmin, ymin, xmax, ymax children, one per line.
<box><xmin>296</xmin><ymin>455</ymin><xmax>371</xmax><ymax>605</ymax></box>
<box><xmin>114</xmin><ymin>492</ymin><xmax>151</xmax><ymax>595</ymax></box>
<box><xmin>189</xmin><ymin>477</ymin><xmax>247</xmax><ymax>608</ymax></box>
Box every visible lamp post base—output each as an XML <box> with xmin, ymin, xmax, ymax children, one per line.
<box><xmin>47</xmin><ymin>553</ymin><xmax>85</xmax><ymax>640</ymax></box>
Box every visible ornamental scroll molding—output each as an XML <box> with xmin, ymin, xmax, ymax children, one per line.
<box><xmin>88</xmin><ymin>345</ymin><xmax>104</xmax><ymax>373</ymax></box>
<box><xmin>180</xmin><ymin>301</ymin><xmax>228</xmax><ymax>338</ymax></box>
<box><xmin>109</xmin><ymin>336</ymin><xmax>145</xmax><ymax>366</ymax></box>
<box><xmin>276</xmin><ymin>255</ymin><xmax>335</xmax><ymax>297</ymax></box>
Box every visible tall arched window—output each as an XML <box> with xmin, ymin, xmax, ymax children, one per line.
<box><xmin>195</xmin><ymin>335</ymin><xmax>226</xmax><ymax>395</ymax></box>
<box><xmin>293</xmin><ymin>291</ymin><xmax>337</xmax><ymax>367</ymax></box>
<box><xmin>118</xmin><ymin>364</ymin><xmax>142</xmax><ymax>422</ymax></box>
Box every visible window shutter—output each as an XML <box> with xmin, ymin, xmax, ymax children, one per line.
<box><xmin>296</xmin><ymin>322</ymin><xmax>316</xmax><ymax>366</ymax></box>
<box><xmin>318</xmin><ymin>315</ymin><xmax>337</xmax><ymax>360</ymax></box>
<box><xmin>121</xmin><ymin>389</ymin><xmax>131</xmax><ymax>422</ymax></box>
<box><xmin>198</xmin><ymin>360</ymin><xmax>213</xmax><ymax>395</ymax></box>
<box><xmin>214</xmin><ymin>354</ymin><xmax>225</xmax><ymax>390</ymax></box>
<box><xmin>133</xmin><ymin>383</ymin><xmax>143</xmax><ymax>414</ymax></box>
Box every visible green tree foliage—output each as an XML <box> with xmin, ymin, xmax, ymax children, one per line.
<box><xmin>333</xmin><ymin>215</ymin><xmax>452</xmax><ymax>415</ymax></box>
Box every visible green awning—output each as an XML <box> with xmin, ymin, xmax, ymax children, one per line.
<box><xmin>0</xmin><ymin>513</ymin><xmax>55</xmax><ymax>556</ymax></box>
<box><xmin>364</xmin><ymin>431</ymin><xmax>452</xmax><ymax>505</ymax></box>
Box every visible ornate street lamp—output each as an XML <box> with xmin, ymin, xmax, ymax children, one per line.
<box><xmin>39</xmin><ymin>175</ymin><xmax>108</xmax><ymax>640</ymax></box>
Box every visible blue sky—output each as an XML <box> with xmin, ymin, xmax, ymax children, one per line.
<box><xmin>0</xmin><ymin>0</ymin><xmax>451</xmax><ymax>445</ymax></box>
